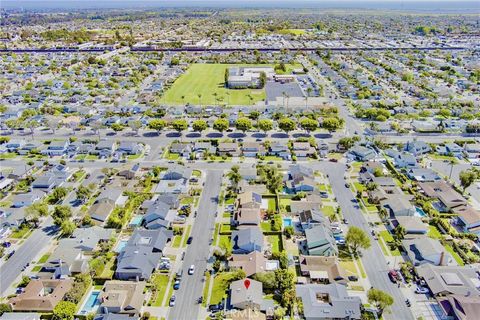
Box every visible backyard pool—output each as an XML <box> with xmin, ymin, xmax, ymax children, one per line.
<box><xmin>79</xmin><ymin>290</ymin><xmax>100</xmax><ymax>315</ymax></box>
<box><xmin>115</xmin><ymin>240</ymin><xmax>128</xmax><ymax>253</ymax></box>
<box><xmin>283</xmin><ymin>217</ymin><xmax>293</xmax><ymax>228</ymax></box>
<box><xmin>415</xmin><ymin>207</ymin><xmax>427</xmax><ymax>217</ymax></box>
<box><xmin>129</xmin><ymin>215</ymin><xmax>143</xmax><ymax>227</ymax></box>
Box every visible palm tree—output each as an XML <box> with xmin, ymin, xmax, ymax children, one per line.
<box><xmin>213</xmin><ymin>92</ymin><xmax>218</xmax><ymax>106</ymax></box>
<box><xmin>449</xmin><ymin>158</ymin><xmax>457</xmax><ymax>180</ymax></box>
<box><xmin>227</xmin><ymin>165</ymin><xmax>241</xmax><ymax>192</ymax></box>
<box><xmin>181</xmin><ymin>95</ymin><xmax>186</xmax><ymax>105</ymax></box>
<box><xmin>394</xmin><ymin>225</ymin><xmax>406</xmax><ymax>241</ymax></box>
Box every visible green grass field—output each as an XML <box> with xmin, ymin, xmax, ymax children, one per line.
<box><xmin>163</xmin><ymin>63</ymin><xmax>300</xmax><ymax>106</ymax></box>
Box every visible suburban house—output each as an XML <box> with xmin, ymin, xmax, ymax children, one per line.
<box><xmin>238</xmin><ymin>168</ymin><xmax>258</xmax><ymax>181</ymax></box>
<box><xmin>438</xmin><ymin>295</ymin><xmax>480</xmax><ymax>320</ymax></box>
<box><xmin>91</xmin><ymin>140</ymin><xmax>116</xmax><ymax>157</ymax></box>
<box><xmin>169</xmin><ymin>143</ymin><xmax>191</xmax><ymax>157</ymax></box>
<box><xmin>289</xmin><ymin>165</ymin><xmax>314</xmax><ymax>181</ymax></box>
<box><xmin>290</xmin><ymin>195</ymin><xmax>323</xmax><ymax>216</ymax></box>
<box><xmin>292</xmin><ymin>142</ymin><xmax>316</xmax><ymax>159</ymax></box>
<box><xmin>286</xmin><ymin>175</ymin><xmax>316</xmax><ymax>193</ymax></box>
<box><xmin>98</xmin><ymin>280</ymin><xmax>146</xmax><ymax>316</ymax></box>
<box><xmin>298</xmin><ymin>255</ymin><xmax>348</xmax><ymax>284</ymax></box>
<box><xmin>348</xmin><ymin>146</ymin><xmax>375</xmax><ymax>161</ymax></box>
<box><xmin>394</xmin><ymin>216</ymin><xmax>428</xmax><ymax>234</ymax></box>
<box><xmin>407</xmin><ymin>168</ymin><xmax>441</xmax><ymax>182</ymax></box>
<box><xmin>269</xmin><ymin>141</ymin><xmax>290</xmax><ymax>160</ymax></box>
<box><xmin>5</xmin><ymin>140</ymin><xmax>25</xmax><ymax>152</ymax></box>
<box><xmin>392</xmin><ymin>152</ymin><xmax>418</xmax><ymax>168</ymax></box>
<box><xmin>142</xmin><ymin>197</ymin><xmax>177</xmax><ymax>230</ymax></box>
<box><xmin>117</xmin><ymin>141</ymin><xmax>143</xmax><ymax>155</ymax></box>
<box><xmin>402</xmin><ymin>237</ymin><xmax>456</xmax><ymax>266</ymax></box>
<box><xmin>296</xmin><ymin>283</ymin><xmax>362</xmax><ymax>320</ymax></box>
<box><xmin>236</xmin><ymin>191</ymin><xmax>262</xmax><ymax>209</ymax></box>
<box><xmin>9</xmin><ymin>279</ymin><xmax>73</xmax><ymax>312</ymax></box>
<box><xmin>416</xmin><ymin>264</ymin><xmax>480</xmax><ymax>297</ymax></box>
<box><xmin>41</xmin><ymin>140</ymin><xmax>69</xmax><ymax>156</ymax></box>
<box><xmin>217</xmin><ymin>142</ymin><xmax>241</xmax><ymax>157</ymax></box>
<box><xmin>115</xmin><ymin>228</ymin><xmax>172</xmax><ymax>280</ymax></box>
<box><xmin>0</xmin><ymin>313</ymin><xmax>41</xmax><ymax>320</ymax></box>
<box><xmin>228</xmin><ymin>251</ymin><xmax>278</xmax><ymax>277</ymax></box>
<box><xmin>12</xmin><ymin>191</ymin><xmax>42</xmax><ymax>208</ymax></box>
<box><xmin>31</xmin><ymin>174</ymin><xmax>58</xmax><ymax>190</ymax></box>
<box><xmin>89</xmin><ymin>188</ymin><xmax>126</xmax><ymax>223</ymax></box>
<box><xmin>298</xmin><ymin>209</ymin><xmax>327</xmax><ymax>230</ymax></box>
<box><xmin>94</xmin><ymin>315</ymin><xmax>138</xmax><ymax>320</ymax></box>
<box><xmin>229</xmin><ymin>279</ymin><xmax>274</xmax><ymax>312</ymax></box>
<box><xmin>193</xmin><ymin>142</ymin><xmax>215</xmax><ymax>159</ymax></box>
<box><xmin>304</xmin><ymin>224</ymin><xmax>338</xmax><ymax>256</ymax></box>
<box><xmin>242</xmin><ymin>142</ymin><xmax>266</xmax><ymax>157</ymax></box>
<box><xmin>464</xmin><ymin>143</ymin><xmax>480</xmax><ymax>159</ymax></box>
<box><xmin>381</xmin><ymin>195</ymin><xmax>416</xmax><ymax>217</ymax></box>
<box><xmin>404</xmin><ymin>140</ymin><xmax>432</xmax><ymax>156</ymax></box>
<box><xmin>231</xmin><ymin>227</ymin><xmax>264</xmax><ymax>254</ymax></box>
<box><xmin>436</xmin><ymin>143</ymin><xmax>463</xmax><ymax>158</ymax></box>
<box><xmin>234</xmin><ymin>208</ymin><xmax>261</xmax><ymax>226</ymax></box>
<box><xmin>0</xmin><ymin>208</ymin><xmax>26</xmax><ymax>236</ymax></box>
<box><xmin>418</xmin><ymin>181</ymin><xmax>467</xmax><ymax>211</ymax></box>
<box><xmin>453</xmin><ymin>205</ymin><xmax>480</xmax><ymax>236</ymax></box>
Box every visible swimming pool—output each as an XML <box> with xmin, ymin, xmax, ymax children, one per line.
<box><xmin>415</xmin><ymin>207</ymin><xmax>427</xmax><ymax>217</ymax></box>
<box><xmin>115</xmin><ymin>240</ymin><xmax>128</xmax><ymax>253</ymax></box>
<box><xmin>283</xmin><ymin>217</ymin><xmax>293</xmax><ymax>227</ymax></box>
<box><xmin>129</xmin><ymin>215</ymin><xmax>143</xmax><ymax>227</ymax></box>
<box><xmin>79</xmin><ymin>290</ymin><xmax>100</xmax><ymax>314</ymax></box>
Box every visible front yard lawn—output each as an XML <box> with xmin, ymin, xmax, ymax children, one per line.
<box><xmin>428</xmin><ymin>225</ymin><xmax>442</xmax><ymax>239</ymax></box>
<box><xmin>151</xmin><ymin>273</ymin><xmax>170</xmax><ymax>306</ymax></box>
<box><xmin>445</xmin><ymin>244</ymin><xmax>464</xmax><ymax>266</ymax></box>
<box><xmin>10</xmin><ymin>227</ymin><xmax>32</xmax><ymax>239</ymax></box>
<box><xmin>38</xmin><ymin>253</ymin><xmax>51</xmax><ymax>264</ymax></box>
<box><xmin>379</xmin><ymin>230</ymin><xmax>401</xmax><ymax>256</ymax></box>
<box><xmin>322</xmin><ymin>206</ymin><xmax>336</xmax><ymax>219</ymax></box>
<box><xmin>180</xmin><ymin>196</ymin><xmax>194</xmax><ymax>205</ymax></box>
<box><xmin>210</xmin><ymin>272</ymin><xmax>237</xmax><ymax>305</ymax></box>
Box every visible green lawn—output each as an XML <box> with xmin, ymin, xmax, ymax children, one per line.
<box><xmin>428</xmin><ymin>225</ymin><xmax>442</xmax><ymax>239</ymax></box>
<box><xmin>279</xmin><ymin>198</ymin><xmax>291</xmax><ymax>212</ymax></box>
<box><xmin>219</xmin><ymin>234</ymin><xmax>231</xmax><ymax>251</ymax></box>
<box><xmin>31</xmin><ymin>266</ymin><xmax>42</xmax><ymax>272</ymax></box>
<box><xmin>267</xmin><ymin>198</ymin><xmax>277</xmax><ymax>212</ymax></box>
<box><xmin>192</xmin><ymin>170</ymin><xmax>201</xmax><ymax>177</ymax></box>
<box><xmin>261</xmin><ymin>221</ymin><xmax>272</xmax><ymax>232</ymax></box>
<box><xmin>202</xmin><ymin>271</ymin><xmax>211</xmax><ymax>306</ymax></box>
<box><xmin>10</xmin><ymin>227</ymin><xmax>32</xmax><ymax>239</ymax></box>
<box><xmin>267</xmin><ymin>235</ymin><xmax>282</xmax><ymax>254</ymax></box>
<box><xmin>38</xmin><ymin>253</ymin><xmax>51</xmax><ymax>264</ymax></box>
<box><xmin>210</xmin><ymin>272</ymin><xmax>237</xmax><ymax>305</ymax></box>
<box><xmin>164</xmin><ymin>151</ymin><xmax>180</xmax><ymax>160</ymax></box>
<box><xmin>151</xmin><ymin>274</ymin><xmax>170</xmax><ymax>306</ymax></box>
<box><xmin>279</xmin><ymin>29</ymin><xmax>306</xmax><ymax>36</ymax></box>
<box><xmin>379</xmin><ymin>230</ymin><xmax>401</xmax><ymax>256</ymax></box>
<box><xmin>322</xmin><ymin>206</ymin><xmax>336</xmax><ymax>219</ymax></box>
<box><xmin>180</xmin><ymin>196</ymin><xmax>194</xmax><ymax>205</ymax></box>
<box><xmin>0</xmin><ymin>152</ymin><xmax>17</xmax><ymax>159</ymax></box>
<box><xmin>172</xmin><ymin>235</ymin><xmax>183</xmax><ymax>248</ymax></box>
<box><xmin>353</xmin><ymin>182</ymin><xmax>365</xmax><ymax>192</ymax></box>
<box><xmin>181</xmin><ymin>225</ymin><xmax>193</xmax><ymax>247</ymax></box>
<box><xmin>164</xmin><ymin>64</ymin><xmax>297</xmax><ymax>106</ymax></box>
<box><xmin>263</xmin><ymin>156</ymin><xmax>283</xmax><ymax>161</ymax></box>
<box><xmin>444</xmin><ymin>244</ymin><xmax>464</xmax><ymax>266</ymax></box>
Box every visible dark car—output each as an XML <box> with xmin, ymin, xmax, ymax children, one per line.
<box><xmin>345</xmin><ymin>183</ymin><xmax>351</xmax><ymax>188</ymax></box>
<box><xmin>187</xmin><ymin>236</ymin><xmax>193</xmax><ymax>245</ymax></box>
<box><xmin>348</xmin><ymin>275</ymin><xmax>358</xmax><ymax>281</ymax></box>
<box><xmin>208</xmin><ymin>302</ymin><xmax>224</xmax><ymax>312</ymax></box>
<box><xmin>388</xmin><ymin>270</ymin><xmax>399</xmax><ymax>283</ymax></box>
<box><xmin>173</xmin><ymin>280</ymin><xmax>180</xmax><ymax>290</ymax></box>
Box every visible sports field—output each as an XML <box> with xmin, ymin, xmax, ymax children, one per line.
<box><xmin>163</xmin><ymin>63</ymin><xmax>300</xmax><ymax>106</ymax></box>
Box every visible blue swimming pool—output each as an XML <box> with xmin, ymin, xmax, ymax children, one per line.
<box><xmin>79</xmin><ymin>290</ymin><xmax>100</xmax><ymax>314</ymax></box>
<box><xmin>129</xmin><ymin>215</ymin><xmax>143</xmax><ymax>227</ymax></box>
<box><xmin>415</xmin><ymin>207</ymin><xmax>426</xmax><ymax>217</ymax></box>
<box><xmin>283</xmin><ymin>218</ymin><xmax>293</xmax><ymax>227</ymax></box>
<box><xmin>115</xmin><ymin>240</ymin><xmax>128</xmax><ymax>253</ymax></box>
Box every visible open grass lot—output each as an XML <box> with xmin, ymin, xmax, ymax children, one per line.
<box><xmin>163</xmin><ymin>63</ymin><xmax>300</xmax><ymax>106</ymax></box>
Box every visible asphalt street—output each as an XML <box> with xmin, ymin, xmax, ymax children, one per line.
<box><xmin>0</xmin><ymin>217</ymin><xmax>57</xmax><ymax>296</ymax></box>
<box><xmin>167</xmin><ymin>170</ymin><xmax>223</xmax><ymax>320</ymax></box>
<box><xmin>312</xmin><ymin>161</ymin><xmax>414</xmax><ymax>320</ymax></box>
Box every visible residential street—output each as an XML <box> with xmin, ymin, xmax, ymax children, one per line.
<box><xmin>167</xmin><ymin>170</ymin><xmax>223</xmax><ymax>320</ymax></box>
<box><xmin>0</xmin><ymin>217</ymin><xmax>57</xmax><ymax>296</ymax></box>
<box><xmin>312</xmin><ymin>161</ymin><xmax>415</xmax><ymax>320</ymax></box>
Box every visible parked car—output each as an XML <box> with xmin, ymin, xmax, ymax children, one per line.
<box><xmin>415</xmin><ymin>286</ymin><xmax>429</xmax><ymax>294</ymax></box>
<box><xmin>169</xmin><ymin>295</ymin><xmax>176</xmax><ymax>307</ymax></box>
<box><xmin>188</xmin><ymin>265</ymin><xmax>195</xmax><ymax>275</ymax></box>
<box><xmin>187</xmin><ymin>236</ymin><xmax>193</xmax><ymax>245</ymax></box>
<box><xmin>388</xmin><ymin>270</ymin><xmax>399</xmax><ymax>283</ymax></box>
<box><xmin>173</xmin><ymin>280</ymin><xmax>181</xmax><ymax>290</ymax></box>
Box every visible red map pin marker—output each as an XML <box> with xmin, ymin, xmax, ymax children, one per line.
<box><xmin>244</xmin><ymin>279</ymin><xmax>250</xmax><ymax>290</ymax></box>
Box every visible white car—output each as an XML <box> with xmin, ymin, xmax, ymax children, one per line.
<box><xmin>188</xmin><ymin>265</ymin><xmax>195</xmax><ymax>275</ymax></box>
<box><xmin>415</xmin><ymin>286</ymin><xmax>429</xmax><ymax>294</ymax></box>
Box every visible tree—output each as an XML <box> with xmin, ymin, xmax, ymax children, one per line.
<box><xmin>61</xmin><ymin>220</ymin><xmax>76</xmax><ymax>237</ymax></box>
<box><xmin>0</xmin><ymin>303</ymin><xmax>12</xmax><ymax>315</ymax></box>
<box><xmin>322</xmin><ymin>117</ymin><xmax>342</xmax><ymax>132</ymax></box>
<box><xmin>235</xmin><ymin>117</ymin><xmax>252</xmax><ymax>132</ymax></box>
<box><xmin>373</xmin><ymin>167</ymin><xmax>383</xmax><ymax>177</ymax></box>
<box><xmin>271</xmin><ymin>250</ymin><xmax>289</xmax><ymax>269</ymax></box>
<box><xmin>284</xmin><ymin>225</ymin><xmax>294</xmax><ymax>239</ymax></box>
<box><xmin>192</xmin><ymin>119</ymin><xmax>208</xmax><ymax>132</ymax></box>
<box><xmin>171</xmin><ymin>119</ymin><xmax>188</xmax><ymax>133</ymax></box>
<box><xmin>338</xmin><ymin>136</ymin><xmax>360</xmax><ymax>150</ymax></box>
<box><xmin>148</xmin><ymin>119</ymin><xmax>167</xmax><ymax>134</ymax></box>
<box><xmin>128</xmin><ymin>120</ymin><xmax>143</xmax><ymax>135</ymax></box>
<box><xmin>213</xmin><ymin>118</ymin><xmax>229</xmax><ymax>133</ymax></box>
<box><xmin>110</xmin><ymin>123</ymin><xmax>124</xmax><ymax>132</ymax></box>
<box><xmin>248</xmin><ymin>111</ymin><xmax>260</xmax><ymax>120</ymax></box>
<box><xmin>367</xmin><ymin>288</ymin><xmax>394</xmax><ymax>317</ymax></box>
<box><xmin>257</xmin><ymin>119</ymin><xmax>273</xmax><ymax>133</ymax></box>
<box><xmin>50</xmin><ymin>187</ymin><xmax>68</xmax><ymax>204</ymax></box>
<box><xmin>53</xmin><ymin>301</ymin><xmax>76</xmax><ymax>320</ymax></box>
<box><xmin>345</xmin><ymin>226</ymin><xmax>371</xmax><ymax>255</ymax></box>
<box><xmin>25</xmin><ymin>202</ymin><xmax>49</xmax><ymax>218</ymax></box>
<box><xmin>278</xmin><ymin>118</ymin><xmax>296</xmax><ymax>134</ymax></box>
<box><xmin>299</xmin><ymin>118</ymin><xmax>319</xmax><ymax>133</ymax></box>
<box><xmin>459</xmin><ymin>169</ymin><xmax>477</xmax><ymax>191</ymax></box>
<box><xmin>25</xmin><ymin>120</ymin><xmax>39</xmax><ymax>137</ymax></box>
<box><xmin>227</xmin><ymin>165</ymin><xmax>241</xmax><ymax>191</ymax></box>
<box><xmin>258</xmin><ymin>165</ymin><xmax>283</xmax><ymax>194</ymax></box>
<box><xmin>52</xmin><ymin>205</ymin><xmax>72</xmax><ymax>225</ymax></box>
<box><xmin>394</xmin><ymin>225</ymin><xmax>406</xmax><ymax>241</ymax></box>
<box><xmin>90</xmin><ymin>120</ymin><xmax>104</xmax><ymax>138</ymax></box>
<box><xmin>76</xmin><ymin>185</ymin><xmax>91</xmax><ymax>203</ymax></box>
